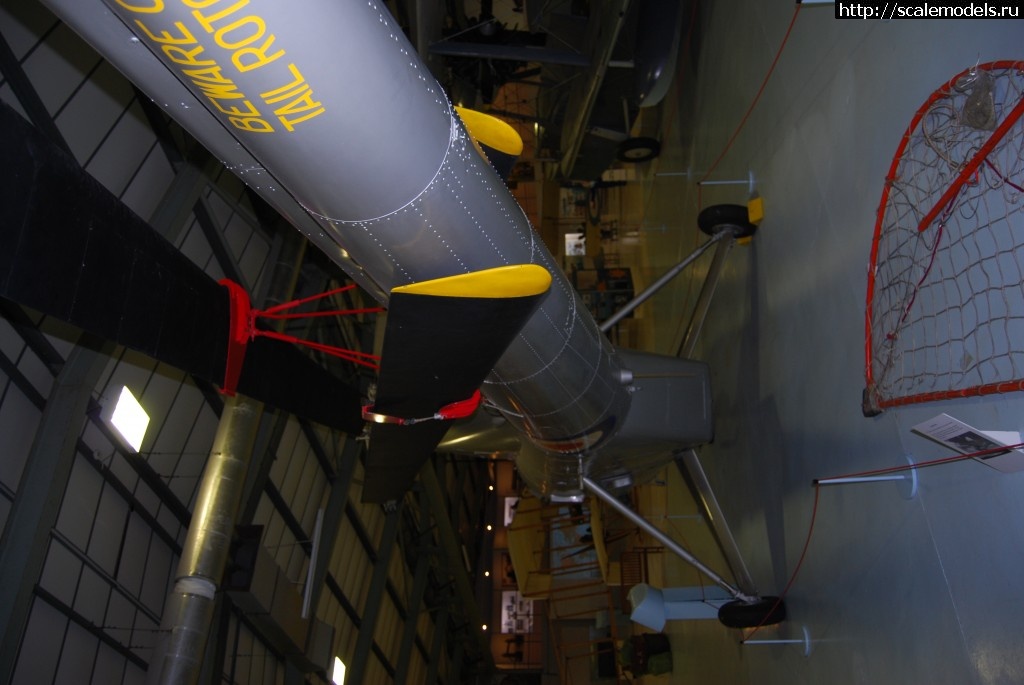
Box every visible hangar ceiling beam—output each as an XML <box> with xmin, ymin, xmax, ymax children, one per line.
<box><xmin>0</xmin><ymin>26</ymin><xmax>71</xmax><ymax>154</ymax></box>
<box><xmin>420</xmin><ymin>461</ymin><xmax>494</xmax><ymax>673</ymax></box>
<box><xmin>393</xmin><ymin>494</ymin><xmax>434</xmax><ymax>683</ymax></box>
<box><xmin>0</xmin><ymin>341</ymin><xmax>112</xmax><ymax>684</ymax></box>
<box><xmin>347</xmin><ymin>504</ymin><xmax>402</xmax><ymax>684</ymax></box>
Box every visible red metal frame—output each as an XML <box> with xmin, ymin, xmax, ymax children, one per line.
<box><xmin>219</xmin><ymin>279</ymin><xmax>382</xmax><ymax>396</ymax></box>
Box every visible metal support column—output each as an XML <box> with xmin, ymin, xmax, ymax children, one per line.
<box><xmin>346</xmin><ymin>505</ymin><xmax>402</xmax><ymax>685</ymax></box>
<box><xmin>147</xmin><ymin>395</ymin><xmax>264</xmax><ymax>685</ymax></box>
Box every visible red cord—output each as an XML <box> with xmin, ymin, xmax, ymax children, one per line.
<box><xmin>984</xmin><ymin>157</ymin><xmax>1024</xmax><ymax>194</ymax></box>
<box><xmin>819</xmin><ymin>442</ymin><xmax>1024</xmax><ymax>482</ymax></box>
<box><xmin>699</xmin><ymin>4</ymin><xmax>803</xmax><ymax>186</ymax></box>
<box><xmin>741</xmin><ymin>483</ymin><xmax>819</xmax><ymax>641</ymax></box>
<box><xmin>885</xmin><ymin>195</ymin><xmax>957</xmax><ymax>342</ymax></box>
<box><xmin>740</xmin><ymin>440</ymin><xmax>1024</xmax><ymax>640</ymax></box>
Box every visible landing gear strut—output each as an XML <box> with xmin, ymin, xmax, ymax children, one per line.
<box><xmin>591</xmin><ymin>204</ymin><xmax>786</xmax><ymax>629</ymax></box>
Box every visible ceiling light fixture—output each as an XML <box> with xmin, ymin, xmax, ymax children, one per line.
<box><xmin>110</xmin><ymin>386</ymin><xmax>150</xmax><ymax>452</ymax></box>
<box><xmin>331</xmin><ymin>657</ymin><xmax>347</xmax><ymax>684</ymax></box>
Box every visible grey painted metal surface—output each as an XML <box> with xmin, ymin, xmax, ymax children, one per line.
<box><xmin>41</xmin><ymin>0</ymin><xmax>641</xmax><ymax>498</ymax></box>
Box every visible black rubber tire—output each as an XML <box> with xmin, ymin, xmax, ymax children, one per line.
<box><xmin>717</xmin><ymin>597</ymin><xmax>787</xmax><ymax>628</ymax></box>
<box><xmin>615</xmin><ymin>137</ymin><xmax>661</xmax><ymax>163</ymax></box>
<box><xmin>697</xmin><ymin>203</ymin><xmax>757</xmax><ymax>239</ymax></box>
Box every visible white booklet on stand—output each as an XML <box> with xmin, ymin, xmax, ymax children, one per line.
<box><xmin>912</xmin><ymin>413</ymin><xmax>1024</xmax><ymax>473</ymax></box>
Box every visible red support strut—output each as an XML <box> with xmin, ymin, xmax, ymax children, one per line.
<box><xmin>218</xmin><ymin>279</ymin><xmax>382</xmax><ymax>396</ymax></box>
<box><xmin>220</xmin><ymin>279</ymin><xmax>252</xmax><ymax>397</ymax></box>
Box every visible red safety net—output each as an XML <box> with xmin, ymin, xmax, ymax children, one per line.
<box><xmin>864</xmin><ymin>61</ymin><xmax>1024</xmax><ymax>415</ymax></box>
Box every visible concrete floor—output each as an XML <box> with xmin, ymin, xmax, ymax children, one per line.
<box><xmin>617</xmin><ymin>5</ymin><xmax>1024</xmax><ymax>684</ymax></box>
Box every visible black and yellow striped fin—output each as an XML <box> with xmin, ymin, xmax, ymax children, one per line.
<box><xmin>361</xmin><ymin>264</ymin><xmax>551</xmax><ymax>503</ymax></box>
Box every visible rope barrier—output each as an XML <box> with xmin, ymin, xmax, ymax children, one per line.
<box><xmin>699</xmin><ymin>3</ymin><xmax>803</xmax><ymax>186</ymax></box>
